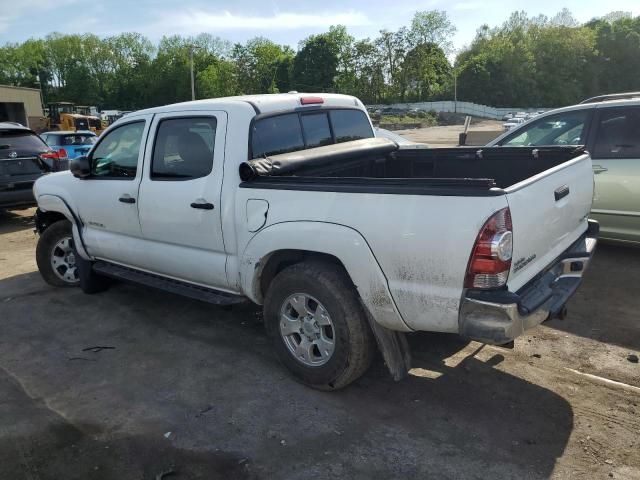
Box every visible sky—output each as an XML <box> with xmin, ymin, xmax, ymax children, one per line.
<box><xmin>0</xmin><ymin>0</ymin><xmax>639</xmax><ymax>51</ymax></box>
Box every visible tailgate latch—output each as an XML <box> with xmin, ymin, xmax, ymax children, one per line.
<box><xmin>554</xmin><ymin>185</ymin><xmax>570</xmax><ymax>201</ymax></box>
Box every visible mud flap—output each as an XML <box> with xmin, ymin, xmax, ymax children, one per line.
<box><xmin>365</xmin><ymin>309</ymin><xmax>412</xmax><ymax>381</ymax></box>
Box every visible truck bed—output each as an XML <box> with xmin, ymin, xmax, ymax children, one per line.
<box><xmin>237</xmin><ymin>137</ymin><xmax>594</xmax><ymax>333</ymax></box>
<box><xmin>239</xmin><ymin>138</ymin><xmax>586</xmax><ymax>193</ymax></box>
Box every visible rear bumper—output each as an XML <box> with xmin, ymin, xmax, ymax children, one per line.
<box><xmin>0</xmin><ymin>183</ymin><xmax>35</xmax><ymax>208</ymax></box>
<box><xmin>459</xmin><ymin>220</ymin><xmax>598</xmax><ymax>345</ymax></box>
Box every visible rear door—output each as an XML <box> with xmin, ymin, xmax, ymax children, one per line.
<box><xmin>588</xmin><ymin>106</ymin><xmax>640</xmax><ymax>243</ymax></box>
<box><xmin>504</xmin><ymin>152</ymin><xmax>594</xmax><ymax>292</ymax></box>
<box><xmin>136</xmin><ymin>111</ymin><xmax>230</xmax><ymax>290</ymax></box>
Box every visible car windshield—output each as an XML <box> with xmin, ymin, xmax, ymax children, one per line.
<box><xmin>56</xmin><ymin>134</ymin><xmax>97</xmax><ymax>146</ymax></box>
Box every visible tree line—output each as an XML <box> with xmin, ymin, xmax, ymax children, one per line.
<box><xmin>0</xmin><ymin>9</ymin><xmax>638</xmax><ymax>110</ymax></box>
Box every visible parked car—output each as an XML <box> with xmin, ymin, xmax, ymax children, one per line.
<box><xmin>488</xmin><ymin>91</ymin><xmax>640</xmax><ymax>245</ymax></box>
<box><xmin>501</xmin><ymin>113</ymin><xmax>514</xmax><ymax>121</ymax></box>
<box><xmin>40</xmin><ymin>131</ymin><xmax>97</xmax><ymax>159</ymax></box>
<box><xmin>32</xmin><ymin>93</ymin><xmax>597</xmax><ymax>390</ymax></box>
<box><xmin>0</xmin><ymin>122</ymin><xmax>68</xmax><ymax>209</ymax></box>
<box><xmin>503</xmin><ymin>117</ymin><xmax>526</xmax><ymax>130</ymax></box>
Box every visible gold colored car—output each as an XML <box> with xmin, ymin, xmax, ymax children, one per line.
<box><xmin>488</xmin><ymin>92</ymin><xmax>640</xmax><ymax>246</ymax></box>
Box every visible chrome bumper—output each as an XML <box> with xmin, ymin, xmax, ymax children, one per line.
<box><xmin>459</xmin><ymin>221</ymin><xmax>598</xmax><ymax>345</ymax></box>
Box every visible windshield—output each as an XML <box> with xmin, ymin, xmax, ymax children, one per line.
<box><xmin>501</xmin><ymin>110</ymin><xmax>588</xmax><ymax>146</ymax></box>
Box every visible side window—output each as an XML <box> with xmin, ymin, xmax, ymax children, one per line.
<box><xmin>90</xmin><ymin>121</ymin><xmax>145</xmax><ymax>179</ymax></box>
<box><xmin>252</xmin><ymin>113</ymin><xmax>304</xmax><ymax>158</ymax></box>
<box><xmin>501</xmin><ymin>110</ymin><xmax>588</xmax><ymax>147</ymax></box>
<box><xmin>151</xmin><ymin>117</ymin><xmax>216</xmax><ymax>180</ymax></box>
<box><xmin>329</xmin><ymin>110</ymin><xmax>374</xmax><ymax>143</ymax></box>
<box><xmin>301</xmin><ymin>113</ymin><xmax>332</xmax><ymax>148</ymax></box>
<box><xmin>592</xmin><ymin>107</ymin><xmax>640</xmax><ymax>159</ymax></box>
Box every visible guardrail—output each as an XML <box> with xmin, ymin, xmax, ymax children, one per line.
<box><xmin>367</xmin><ymin>101</ymin><xmax>550</xmax><ymax>120</ymax></box>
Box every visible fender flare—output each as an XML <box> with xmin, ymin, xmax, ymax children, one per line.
<box><xmin>240</xmin><ymin>221</ymin><xmax>411</xmax><ymax>332</ymax></box>
<box><xmin>37</xmin><ymin>194</ymin><xmax>91</xmax><ymax>260</ymax></box>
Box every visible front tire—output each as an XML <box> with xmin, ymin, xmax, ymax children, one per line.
<box><xmin>36</xmin><ymin>220</ymin><xmax>79</xmax><ymax>287</ymax></box>
<box><xmin>263</xmin><ymin>261</ymin><xmax>376</xmax><ymax>390</ymax></box>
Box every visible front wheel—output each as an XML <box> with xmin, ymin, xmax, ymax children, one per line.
<box><xmin>36</xmin><ymin>220</ymin><xmax>79</xmax><ymax>287</ymax></box>
<box><xmin>263</xmin><ymin>261</ymin><xmax>376</xmax><ymax>390</ymax></box>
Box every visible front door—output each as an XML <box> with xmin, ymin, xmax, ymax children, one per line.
<box><xmin>589</xmin><ymin>106</ymin><xmax>640</xmax><ymax>243</ymax></box>
<box><xmin>75</xmin><ymin>116</ymin><xmax>152</xmax><ymax>265</ymax></box>
<box><xmin>136</xmin><ymin>111</ymin><xmax>230</xmax><ymax>290</ymax></box>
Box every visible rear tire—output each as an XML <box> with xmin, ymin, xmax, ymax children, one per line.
<box><xmin>36</xmin><ymin>220</ymin><xmax>80</xmax><ymax>287</ymax></box>
<box><xmin>263</xmin><ymin>261</ymin><xmax>376</xmax><ymax>390</ymax></box>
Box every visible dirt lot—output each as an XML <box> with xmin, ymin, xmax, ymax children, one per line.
<box><xmin>395</xmin><ymin>120</ymin><xmax>503</xmax><ymax>146</ymax></box>
<box><xmin>1</xmin><ymin>207</ymin><xmax>639</xmax><ymax>480</ymax></box>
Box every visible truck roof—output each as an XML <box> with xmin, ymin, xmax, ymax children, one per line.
<box><xmin>129</xmin><ymin>93</ymin><xmax>365</xmax><ymax>117</ymax></box>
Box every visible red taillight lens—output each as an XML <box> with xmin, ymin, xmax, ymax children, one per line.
<box><xmin>464</xmin><ymin>207</ymin><xmax>513</xmax><ymax>289</ymax></box>
<box><xmin>57</xmin><ymin>148</ymin><xmax>68</xmax><ymax>159</ymax></box>
<box><xmin>39</xmin><ymin>151</ymin><xmax>58</xmax><ymax>160</ymax></box>
<box><xmin>300</xmin><ymin>96</ymin><xmax>324</xmax><ymax>105</ymax></box>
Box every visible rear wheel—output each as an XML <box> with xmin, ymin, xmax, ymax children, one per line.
<box><xmin>263</xmin><ymin>261</ymin><xmax>376</xmax><ymax>390</ymax></box>
<box><xmin>36</xmin><ymin>220</ymin><xmax>79</xmax><ymax>287</ymax></box>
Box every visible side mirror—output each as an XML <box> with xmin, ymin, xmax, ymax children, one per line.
<box><xmin>70</xmin><ymin>156</ymin><xmax>91</xmax><ymax>179</ymax></box>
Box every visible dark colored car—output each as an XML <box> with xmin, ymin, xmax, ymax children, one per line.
<box><xmin>0</xmin><ymin>123</ymin><xmax>69</xmax><ymax>209</ymax></box>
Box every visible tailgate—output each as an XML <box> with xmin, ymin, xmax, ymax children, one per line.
<box><xmin>505</xmin><ymin>153</ymin><xmax>594</xmax><ymax>291</ymax></box>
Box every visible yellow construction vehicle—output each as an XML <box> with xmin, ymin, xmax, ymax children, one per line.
<box><xmin>47</xmin><ymin>102</ymin><xmax>90</xmax><ymax>132</ymax></box>
<box><xmin>75</xmin><ymin>105</ymin><xmax>104</xmax><ymax>135</ymax></box>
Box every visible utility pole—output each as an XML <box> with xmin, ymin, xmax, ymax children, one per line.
<box><xmin>454</xmin><ymin>71</ymin><xmax>457</xmax><ymax>113</ymax></box>
<box><xmin>190</xmin><ymin>46</ymin><xmax>195</xmax><ymax>101</ymax></box>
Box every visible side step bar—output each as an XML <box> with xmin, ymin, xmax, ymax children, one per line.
<box><xmin>93</xmin><ymin>261</ymin><xmax>246</xmax><ymax>306</ymax></box>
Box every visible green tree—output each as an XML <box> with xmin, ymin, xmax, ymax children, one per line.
<box><xmin>197</xmin><ymin>59</ymin><xmax>239</xmax><ymax>98</ymax></box>
<box><xmin>233</xmin><ymin>37</ymin><xmax>294</xmax><ymax>94</ymax></box>
<box><xmin>293</xmin><ymin>33</ymin><xmax>340</xmax><ymax>91</ymax></box>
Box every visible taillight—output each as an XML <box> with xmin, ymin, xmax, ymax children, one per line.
<box><xmin>464</xmin><ymin>207</ymin><xmax>513</xmax><ymax>289</ymax></box>
<box><xmin>300</xmin><ymin>96</ymin><xmax>324</xmax><ymax>105</ymax></box>
<box><xmin>38</xmin><ymin>149</ymin><xmax>68</xmax><ymax>171</ymax></box>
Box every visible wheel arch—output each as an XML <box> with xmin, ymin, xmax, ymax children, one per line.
<box><xmin>240</xmin><ymin>221</ymin><xmax>410</xmax><ymax>332</ymax></box>
<box><xmin>35</xmin><ymin>194</ymin><xmax>90</xmax><ymax>260</ymax></box>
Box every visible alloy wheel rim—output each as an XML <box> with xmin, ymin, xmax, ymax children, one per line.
<box><xmin>279</xmin><ymin>293</ymin><xmax>335</xmax><ymax>366</ymax></box>
<box><xmin>50</xmin><ymin>236</ymin><xmax>79</xmax><ymax>284</ymax></box>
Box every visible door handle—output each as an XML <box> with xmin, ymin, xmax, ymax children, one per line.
<box><xmin>118</xmin><ymin>195</ymin><xmax>135</xmax><ymax>204</ymax></box>
<box><xmin>592</xmin><ymin>165</ymin><xmax>608</xmax><ymax>174</ymax></box>
<box><xmin>190</xmin><ymin>202</ymin><xmax>214</xmax><ymax>210</ymax></box>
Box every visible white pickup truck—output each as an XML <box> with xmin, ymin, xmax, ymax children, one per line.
<box><xmin>33</xmin><ymin>93</ymin><xmax>598</xmax><ymax>390</ymax></box>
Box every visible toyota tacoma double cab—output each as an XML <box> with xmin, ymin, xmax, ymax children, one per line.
<box><xmin>33</xmin><ymin>93</ymin><xmax>597</xmax><ymax>389</ymax></box>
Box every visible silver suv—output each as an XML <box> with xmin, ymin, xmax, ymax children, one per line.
<box><xmin>488</xmin><ymin>92</ymin><xmax>640</xmax><ymax>246</ymax></box>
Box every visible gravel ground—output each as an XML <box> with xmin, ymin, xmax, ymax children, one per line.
<box><xmin>0</xmin><ymin>207</ymin><xmax>639</xmax><ymax>480</ymax></box>
<box><xmin>395</xmin><ymin>120</ymin><xmax>504</xmax><ymax>146</ymax></box>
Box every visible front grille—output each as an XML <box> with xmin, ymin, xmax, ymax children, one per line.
<box><xmin>0</xmin><ymin>157</ymin><xmax>43</xmax><ymax>176</ymax></box>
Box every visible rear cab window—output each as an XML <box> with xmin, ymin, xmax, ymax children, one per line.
<box><xmin>251</xmin><ymin>108</ymin><xmax>373</xmax><ymax>158</ymax></box>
